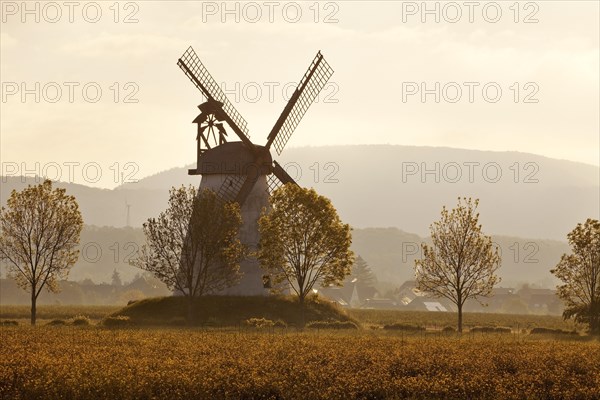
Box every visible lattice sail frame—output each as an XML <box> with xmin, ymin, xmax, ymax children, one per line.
<box><xmin>216</xmin><ymin>175</ymin><xmax>246</xmax><ymax>202</ymax></box>
<box><xmin>178</xmin><ymin>47</ymin><xmax>250</xmax><ymax>140</ymax></box>
<box><xmin>267</xmin><ymin>174</ymin><xmax>283</xmax><ymax>194</ymax></box>
<box><xmin>270</xmin><ymin>52</ymin><xmax>334</xmax><ymax>155</ymax></box>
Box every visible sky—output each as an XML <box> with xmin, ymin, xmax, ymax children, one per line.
<box><xmin>1</xmin><ymin>1</ymin><xmax>599</xmax><ymax>189</ymax></box>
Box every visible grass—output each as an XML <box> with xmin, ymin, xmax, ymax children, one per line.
<box><xmin>1</xmin><ymin>327</ymin><xmax>598</xmax><ymax>399</ymax></box>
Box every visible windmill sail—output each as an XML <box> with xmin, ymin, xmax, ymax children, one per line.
<box><xmin>178</xmin><ymin>47</ymin><xmax>251</xmax><ymax>143</ymax></box>
<box><xmin>272</xmin><ymin>161</ymin><xmax>298</xmax><ymax>185</ymax></box>
<box><xmin>266</xmin><ymin>51</ymin><xmax>334</xmax><ymax>155</ymax></box>
<box><xmin>267</xmin><ymin>161</ymin><xmax>299</xmax><ymax>193</ymax></box>
<box><xmin>216</xmin><ymin>175</ymin><xmax>246</xmax><ymax>202</ymax></box>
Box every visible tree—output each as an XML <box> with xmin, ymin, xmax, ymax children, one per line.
<box><xmin>257</xmin><ymin>184</ymin><xmax>354</xmax><ymax>326</ymax></box>
<box><xmin>414</xmin><ymin>197</ymin><xmax>501</xmax><ymax>333</ymax></box>
<box><xmin>349</xmin><ymin>255</ymin><xmax>377</xmax><ymax>287</ymax></box>
<box><xmin>0</xmin><ymin>180</ymin><xmax>83</xmax><ymax>325</ymax></box>
<box><xmin>551</xmin><ymin>218</ymin><xmax>600</xmax><ymax>334</ymax></box>
<box><xmin>131</xmin><ymin>186</ymin><xmax>245</xmax><ymax>322</ymax></box>
<box><xmin>111</xmin><ymin>268</ymin><xmax>122</xmax><ymax>287</ymax></box>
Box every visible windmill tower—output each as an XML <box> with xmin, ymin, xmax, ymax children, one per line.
<box><xmin>177</xmin><ymin>47</ymin><xmax>333</xmax><ymax>295</ymax></box>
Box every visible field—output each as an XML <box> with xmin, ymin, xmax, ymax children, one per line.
<box><xmin>1</xmin><ymin>305</ymin><xmax>598</xmax><ymax>399</ymax></box>
<box><xmin>1</xmin><ymin>327</ymin><xmax>599</xmax><ymax>400</ymax></box>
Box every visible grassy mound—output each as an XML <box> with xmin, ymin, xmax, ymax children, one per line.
<box><xmin>107</xmin><ymin>295</ymin><xmax>357</xmax><ymax>328</ymax></box>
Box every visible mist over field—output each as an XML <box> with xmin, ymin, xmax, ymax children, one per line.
<box><xmin>2</xmin><ymin>144</ymin><xmax>596</xmax><ymax>294</ymax></box>
<box><xmin>0</xmin><ymin>223</ymin><xmax>570</xmax><ymax>300</ymax></box>
<box><xmin>3</xmin><ymin>145</ymin><xmax>598</xmax><ymax>241</ymax></box>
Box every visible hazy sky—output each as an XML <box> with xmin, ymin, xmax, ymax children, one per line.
<box><xmin>1</xmin><ymin>1</ymin><xmax>598</xmax><ymax>188</ymax></box>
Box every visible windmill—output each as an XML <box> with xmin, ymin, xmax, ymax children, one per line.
<box><xmin>178</xmin><ymin>46</ymin><xmax>334</xmax><ymax>295</ymax></box>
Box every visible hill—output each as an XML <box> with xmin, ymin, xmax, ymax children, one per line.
<box><xmin>2</xmin><ymin>145</ymin><xmax>597</xmax><ymax>240</ymax></box>
<box><xmin>0</xmin><ymin>177</ymin><xmax>163</xmax><ymax>231</ymax></box>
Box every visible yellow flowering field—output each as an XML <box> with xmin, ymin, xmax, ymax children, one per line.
<box><xmin>1</xmin><ymin>327</ymin><xmax>599</xmax><ymax>399</ymax></box>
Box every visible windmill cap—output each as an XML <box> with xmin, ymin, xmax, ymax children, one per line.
<box><xmin>197</xmin><ymin>142</ymin><xmax>272</xmax><ymax>175</ymax></box>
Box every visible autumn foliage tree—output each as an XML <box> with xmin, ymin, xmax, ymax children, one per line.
<box><xmin>551</xmin><ymin>218</ymin><xmax>600</xmax><ymax>334</ymax></box>
<box><xmin>257</xmin><ymin>184</ymin><xmax>354</xmax><ymax>326</ymax></box>
<box><xmin>131</xmin><ymin>186</ymin><xmax>245</xmax><ymax>322</ymax></box>
<box><xmin>415</xmin><ymin>197</ymin><xmax>501</xmax><ymax>333</ymax></box>
<box><xmin>0</xmin><ymin>180</ymin><xmax>83</xmax><ymax>325</ymax></box>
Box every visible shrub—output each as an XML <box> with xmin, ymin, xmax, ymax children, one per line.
<box><xmin>306</xmin><ymin>320</ymin><xmax>358</xmax><ymax>330</ymax></box>
<box><xmin>47</xmin><ymin>319</ymin><xmax>67</xmax><ymax>326</ymax></box>
<box><xmin>530</xmin><ymin>327</ymin><xmax>578</xmax><ymax>335</ymax></box>
<box><xmin>71</xmin><ymin>315</ymin><xmax>91</xmax><ymax>326</ymax></box>
<box><xmin>383</xmin><ymin>323</ymin><xmax>425</xmax><ymax>332</ymax></box>
<box><xmin>470</xmin><ymin>326</ymin><xmax>511</xmax><ymax>334</ymax></box>
<box><xmin>103</xmin><ymin>316</ymin><xmax>133</xmax><ymax>328</ymax></box>
<box><xmin>0</xmin><ymin>320</ymin><xmax>18</xmax><ymax>326</ymax></box>
<box><xmin>470</xmin><ymin>326</ymin><xmax>493</xmax><ymax>333</ymax></box>
<box><xmin>273</xmin><ymin>319</ymin><xmax>287</xmax><ymax>328</ymax></box>
<box><xmin>245</xmin><ymin>318</ymin><xmax>275</xmax><ymax>329</ymax></box>
<box><xmin>442</xmin><ymin>326</ymin><xmax>456</xmax><ymax>333</ymax></box>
